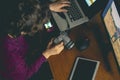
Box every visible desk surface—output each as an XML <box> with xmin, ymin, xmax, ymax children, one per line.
<box><xmin>48</xmin><ymin>23</ymin><xmax>120</xmax><ymax>80</ymax></box>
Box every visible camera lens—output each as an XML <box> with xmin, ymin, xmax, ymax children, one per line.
<box><xmin>65</xmin><ymin>40</ymin><xmax>75</xmax><ymax>49</ymax></box>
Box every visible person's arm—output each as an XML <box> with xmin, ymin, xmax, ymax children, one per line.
<box><xmin>1</xmin><ymin>38</ymin><xmax>64</xmax><ymax>80</ymax></box>
<box><xmin>49</xmin><ymin>0</ymin><xmax>70</xmax><ymax>12</ymax></box>
<box><xmin>28</xmin><ymin>42</ymin><xmax>64</xmax><ymax>79</ymax></box>
<box><xmin>43</xmin><ymin>42</ymin><xmax>64</xmax><ymax>58</ymax></box>
<box><xmin>1</xmin><ymin>46</ymin><xmax>46</xmax><ymax>80</ymax></box>
<box><xmin>0</xmin><ymin>36</ymin><xmax>47</xmax><ymax>80</ymax></box>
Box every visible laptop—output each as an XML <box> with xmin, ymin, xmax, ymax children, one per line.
<box><xmin>51</xmin><ymin>0</ymin><xmax>108</xmax><ymax>31</ymax></box>
<box><xmin>101</xmin><ymin>0</ymin><xmax>120</xmax><ymax>66</ymax></box>
<box><xmin>69</xmin><ymin>57</ymin><xmax>100</xmax><ymax>80</ymax></box>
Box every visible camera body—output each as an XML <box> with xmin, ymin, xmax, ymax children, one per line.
<box><xmin>54</xmin><ymin>32</ymin><xmax>74</xmax><ymax>49</ymax></box>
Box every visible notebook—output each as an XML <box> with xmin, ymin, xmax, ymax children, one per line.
<box><xmin>51</xmin><ymin>0</ymin><xmax>108</xmax><ymax>31</ymax></box>
<box><xmin>69</xmin><ymin>57</ymin><xmax>100</xmax><ymax>80</ymax></box>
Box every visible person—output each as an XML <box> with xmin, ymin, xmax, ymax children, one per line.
<box><xmin>0</xmin><ymin>0</ymin><xmax>70</xmax><ymax>80</ymax></box>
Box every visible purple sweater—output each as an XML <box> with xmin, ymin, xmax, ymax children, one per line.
<box><xmin>0</xmin><ymin>35</ymin><xmax>47</xmax><ymax>80</ymax></box>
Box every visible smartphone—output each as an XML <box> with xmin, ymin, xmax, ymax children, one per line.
<box><xmin>44</xmin><ymin>20</ymin><xmax>54</xmax><ymax>32</ymax></box>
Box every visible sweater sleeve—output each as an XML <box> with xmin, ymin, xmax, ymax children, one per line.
<box><xmin>2</xmin><ymin>51</ymin><xmax>47</xmax><ymax>80</ymax></box>
<box><xmin>0</xmin><ymin>36</ymin><xmax>47</xmax><ymax>80</ymax></box>
<box><xmin>26</xmin><ymin>54</ymin><xmax>47</xmax><ymax>78</ymax></box>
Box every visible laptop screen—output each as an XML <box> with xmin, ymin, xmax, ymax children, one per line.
<box><xmin>85</xmin><ymin>0</ymin><xmax>96</xmax><ymax>6</ymax></box>
<box><xmin>101</xmin><ymin>0</ymin><xmax>120</xmax><ymax>66</ymax></box>
<box><xmin>76</xmin><ymin>0</ymin><xmax>108</xmax><ymax>18</ymax></box>
<box><xmin>102</xmin><ymin>0</ymin><xmax>120</xmax><ymax>38</ymax></box>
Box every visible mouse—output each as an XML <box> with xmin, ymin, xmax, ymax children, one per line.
<box><xmin>75</xmin><ymin>36</ymin><xmax>89</xmax><ymax>51</ymax></box>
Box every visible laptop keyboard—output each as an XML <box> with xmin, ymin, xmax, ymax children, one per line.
<box><xmin>66</xmin><ymin>0</ymin><xmax>83</xmax><ymax>22</ymax></box>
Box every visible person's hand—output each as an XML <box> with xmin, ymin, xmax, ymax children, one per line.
<box><xmin>49</xmin><ymin>0</ymin><xmax>70</xmax><ymax>12</ymax></box>
<box><xmin>43</xmin><ymin>42</ymin><xmax>64</xmax><ymax>59</ymax></box>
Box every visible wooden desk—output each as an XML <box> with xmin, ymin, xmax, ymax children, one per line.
<box><xmin>48</xmin><ymin>22</ymin><xmax>120</xmax><ymax>80</ymax></box>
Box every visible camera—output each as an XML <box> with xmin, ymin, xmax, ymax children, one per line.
<box><xmin>54</xmin><ymin>31</ymin><xmax>74</xmax><ymax>49</ymax></box>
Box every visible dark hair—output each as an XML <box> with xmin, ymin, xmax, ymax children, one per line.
<box><xmin>1</xmin><ymin>0</ymin><xmax>51</xmax><ymax>37</ymax></box>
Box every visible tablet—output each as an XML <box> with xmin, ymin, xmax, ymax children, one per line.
<box><xmin>69</xmin><ymin>57</ymin><xmax>100</xmax><ymax>80</ymax></box>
